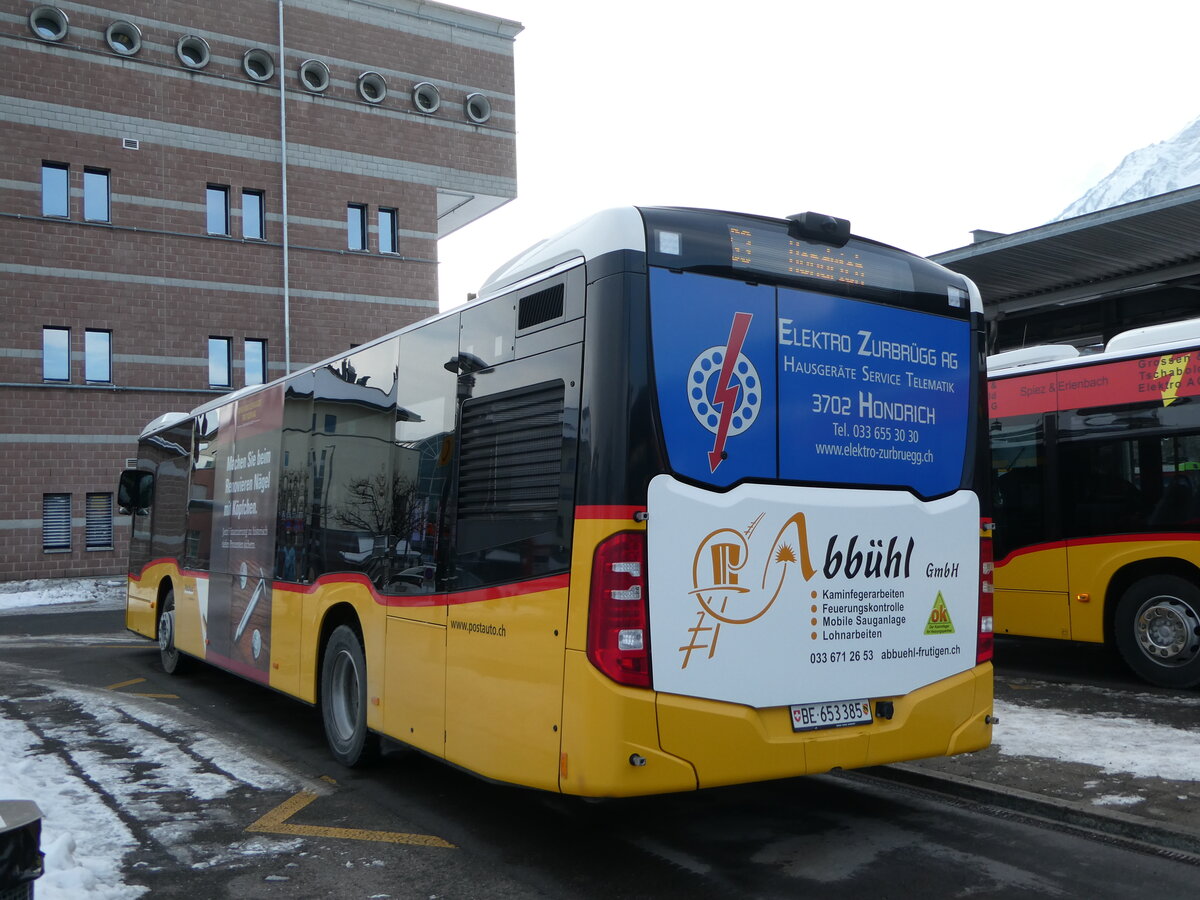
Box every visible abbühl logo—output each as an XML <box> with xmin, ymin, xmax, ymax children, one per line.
<box><xmin>688</xmin><ymin>312</ymin><xmax>761</xmax><ymax>472</ymax></box>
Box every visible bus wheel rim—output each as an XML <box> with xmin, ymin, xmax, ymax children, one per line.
<box><xmin>158</xmin><ymin>609</ymin><xmax>174</xmax><ymax>654</ymax></box>
<box><xmin>330</xmin><ymin>650</ymin><xmax>360</xmax><ymax>741</ymax></box>
<box><xmin>1135</xmin><ymin>595</ymin><xmax>1200</xmax><ymax>665</ymax></box>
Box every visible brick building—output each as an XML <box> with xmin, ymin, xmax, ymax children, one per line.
<box><xmin>0</xmin><ymin>0</ymin><xmax>520</xmax><ymax>581</ymax></box>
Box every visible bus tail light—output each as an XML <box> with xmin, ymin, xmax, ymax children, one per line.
<box><xmin>588</xmin><ymin>531</ymin><xmax>651</xmax><ymax>688</ymax></box>
<box><xmin>978</xmin><ymin>520</ymin><xmax>995</xmax><ymax>664</ymax></box>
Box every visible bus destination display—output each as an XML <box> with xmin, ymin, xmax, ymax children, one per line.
<box><xmin>730</xmin><ymin>226</ymin><xmax>914</xmax><ymax>292</ymax></box>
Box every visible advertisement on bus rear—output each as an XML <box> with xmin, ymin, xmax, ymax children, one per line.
<box><xmin>647</xmin><ymin>477</ymin><xmax>980</xmax><ymax>708</ymax></box>
<box><xmin>650</xmin><ymin>270</ymin><xmax>972</xmax><ymax>497</ymax></box>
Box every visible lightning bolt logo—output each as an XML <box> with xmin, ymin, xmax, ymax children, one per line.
<box><xmin>1155</xmin><ymin>353</ymin><xmax>1190</xmax><ymax>406</ymax></box>
<box><xmin>708</xmin><ymin>313</ymin><xmax>753</xmax><ymax>471</ymax></box>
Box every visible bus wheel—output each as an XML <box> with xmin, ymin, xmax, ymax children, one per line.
<box><xmin>320</xmin><ymin>625</ymin><xmax>379</xmax><ymax>766</ymax></box>
<box><xmin>1114</xmin><ymin>575</ymin><xmax>1200</xmax><ymax>688</ymax></box>
<box><xmin>158</xmin><ymin>589</ymin><xmax>185</xmax><ymax>675</ymax></box>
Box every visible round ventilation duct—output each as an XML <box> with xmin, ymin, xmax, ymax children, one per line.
<box><xmin>412</xmin><ymin>82</ymin><xmax>441</xmax><ymax>114</ymax></box>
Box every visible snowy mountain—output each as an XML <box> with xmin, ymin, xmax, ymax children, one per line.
<box><xmin>1056</xmin><ymin>115</ymin><xmax>1200</xmax><ymax>220</ymax></box>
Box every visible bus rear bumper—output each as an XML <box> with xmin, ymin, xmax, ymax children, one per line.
<box><xmin>655</xmin><ymin>663</ymin><xmax>993</xmax><ymax>790</ymax></box>
<box><xmin>558</xmin><ymin>654</ymin><xmax>992</xmax><ymax>797</ymax></box>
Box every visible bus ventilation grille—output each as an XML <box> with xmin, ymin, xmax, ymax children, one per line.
<box><xmin>517</xmin><ymin>284</ymin><xmax>564</xmax><ymax>331</ymax></box>
<box><xmin>457</xmin><ymin>380</ymin><xmax>565</xmax><ymax>519</ymax></box>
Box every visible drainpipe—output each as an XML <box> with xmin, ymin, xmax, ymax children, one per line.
<box><xmin>278</xmin><ymin>0</ymin><xmax>292</xmax><ymax>374</ymax></box>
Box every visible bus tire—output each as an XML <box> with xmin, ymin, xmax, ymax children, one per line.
<box><xmin>320</xmin><ymin>625</ymin><xmax>379</xmax><ymax>766</ymax></box>
<box><xmin>158</xmin><ymin>589</ymin><xmax>186</xmax><ymax>675</ymax></box>
<box><xmin>1114</xmin><ymin>575</ymin><xmax>1200</xmax><ymax>688</ymax></box>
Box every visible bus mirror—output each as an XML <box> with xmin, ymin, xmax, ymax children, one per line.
<box><xmin>118</xmin><ymin>469</ymin><xmax>154</xmax><ymax>516</ymax></box>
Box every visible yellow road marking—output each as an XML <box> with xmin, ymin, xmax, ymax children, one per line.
<box><xmin>105</xmin><ymin>678</ymin><xmax>179</xmax><ymax>699</ymax></box>
<box><xmin>246</xmin><ymin>790</ymin><xmax>455</xmax><ymax>848</ymax></box>
<box><xmin>106</xmin><ymin>677</ymin><xmax>146</xmax><ymax>690</ymax></box>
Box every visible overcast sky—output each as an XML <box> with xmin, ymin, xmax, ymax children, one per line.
<box><xmin>437</xmin><ymin>0</ymin><xmax>1200</xmax><ymax>308</ymax></box>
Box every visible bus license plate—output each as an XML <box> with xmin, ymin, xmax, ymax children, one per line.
<box><xmin>790</xmin><ymin>698</ymin><xmax>873</xmax><ymax>733</ymax></box>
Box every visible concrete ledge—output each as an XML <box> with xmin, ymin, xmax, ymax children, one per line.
<box><xmin>839</xmin><ymin>763</ymin><xmax>1200</xmax><ymax>862</ymax></box>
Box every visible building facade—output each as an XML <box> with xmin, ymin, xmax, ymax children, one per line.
<box><xmin>1</xmin><ymin>0</ymin><xmax>520</xmax><ymax>581</ymax></box>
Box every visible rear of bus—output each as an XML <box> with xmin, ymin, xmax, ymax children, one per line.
<box><xmin>558</xmin><ymin>208</ymin><xmax>993</xmax><ymax>795</ymax></box>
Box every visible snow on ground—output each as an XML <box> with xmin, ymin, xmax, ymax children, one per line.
<box><xmin>0</xmin><ymin>576</ymin><xmax>125</xmax><ymax>615</ymax></box>
<box><xmin>1</xmin><ymin>579</ymin><xmax>303</xmax><ymax>899</ymax></box>
<box><xmin>2</xmin><ymin>715</ymin><xmax>142</xmax><ymax>899</ymax></box>
<box><xmin>991</xmin><ymin>697</ymin><xmax>1200</xmax><ymax>781</ymax></box>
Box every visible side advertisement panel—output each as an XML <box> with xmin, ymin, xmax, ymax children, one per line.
<box><xmin>989</xmin><ymin>349</ymin><xmax>1200</xmax><ymax>417</ymax></box>
<box><xmin>647</xmin><ymin>477</ymin><xmax>979</xmax><ymax>709</ymax></box>
<box><xmin>205</xmin><ymin>387</ymin><xmax>283</xmax><ymax>682</ymax></box>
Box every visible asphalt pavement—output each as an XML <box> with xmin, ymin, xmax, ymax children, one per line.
<box><xmin>869</xmin><ymin>637</ymin><xmax>1200</xmax><ymax>860</ymax></box>
<box><xmin>4</xmin><ymin>585</ymin><xmax>1200</xmax><ymax>874</ymax></box>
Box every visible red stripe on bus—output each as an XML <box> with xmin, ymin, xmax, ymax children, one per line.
<box><xmin>284</xmin><ymin>571</ymin><xmax>570</xmax><ymax>607</ymax></box>
<box><xmin>996</xmin><ymin>532</ymin><xmax>1200</xmax><ymax>568</ymax></box>
<box><xmin>131</xmin><ymin>562</ymin><xmax>569</xmax><ymax>607</ymax></box>
<box><xmin>575</xmin><ymin>505</ymin><xmax>645</xmax><ymax>520</ymax></box>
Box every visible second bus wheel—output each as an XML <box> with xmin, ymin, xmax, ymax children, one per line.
<box><xmin>158</xmin><ymin>588</ymin><xmax>186</xmax><ymax>675</ymax></box>
<box><xmin>1114</xmin><ymin>574</ymin><xmax>1200</xmax><ymax>688</ymax></box>
<box><xmin>320</xmin><ymin>625</ymin><xmax>380</xmax><ymax>766</ymax></box>
<box><xmin>157</xmin><ymin>592</ymin><xmax>184</xmax><ymax>676</ymax></box>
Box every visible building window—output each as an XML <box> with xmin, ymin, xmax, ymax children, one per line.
<box><xmin>42</xmin><ymin>162</ymin><xmax>68</xmax><ymax>217</ymax></box>
<box><xmin>207</xmin><ymin>185</ymin><xmax>230</xmax><ymax>235</ymax></box>
<box><xmin>242</xmin><ymin>190</ymin><xmax>264</xmax><ymax>240</ymax></box>
<box><xmin>85</xmin><ymin>329</ymin><xmax>112</xmax><ymax>383</ymax></box>
<box><xmin>245</xmin><ymin>338</ymin><xmax>267</xmax><ymax>386</ymax></box>
<box><xmin>84</xmin><ymin>168</ymin><xmax>110</xmax><ymax>222</ymax></box>
<box><xmin>43</xmin><ymin>493</ymin><xmax>71</xmax><ymax>552</ymax></box>
<box><xmin>347</xmin><ymin>204</ymin><xmax>367</xmax><ymax>251</ymax></box>
<box><xmin>43</xmin><ymin>326</ymin><xmax>70</xmax><ymax>381</ymax></box>
<box><xmin>208</xmin><ymin>337</ymin><xmax>232</xmax><ymax>387</ymax></box>
<box><xmin>86</xmin><ymin>493</ymin><xmax>114</xmax><ymax>550</ymax></box>
<box><xmin>378</xmin><ymin>208</ymin><xmax>397</xmax><ymax>254</ymax></box>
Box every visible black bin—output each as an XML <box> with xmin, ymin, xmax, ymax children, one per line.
<box><xmin>0</xmin><ymin>801</ymin><xmax>43</xmax><ymax>900</ymax></box>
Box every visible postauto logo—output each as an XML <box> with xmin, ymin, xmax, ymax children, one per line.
<box><xmin>687</xmin><ymin>312</ymin><xmax>762</xmax><ymax>472</ymax></box>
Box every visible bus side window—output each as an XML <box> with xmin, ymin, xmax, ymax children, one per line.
<box><xmin>1150</xmin><ymin>432</ymin><xmax>1200</xmax><ymax>527</ymax></box>
<box><xmin>185</xmin><ymin>412</ymin><xmax>218</xmax><ymax>571</ymax></box>
<box><xmin>990</xmin><ymin>414</ymin><xmax>1052</xmax><ymax>561</ymax></box>
<box><xmin>1061</xmin><ymin>439</ymin><xmax>1146</xmax><ymax>537</ymax></box>
<box><xmin>151</xmin><ymin>421</ymin><xmax>194</xmax><ymax>564</ymax></box>
<box><xmin>308</xmin><ymin>342</ymin><xmax>400</xmax><ymax>588</ymax></box>
<box><xmin>383</xmin><ymin>318</ymin><xmax>459</xmax><ymax>595</ymax></box>
<box><xmin>276</xmin><ymin>372</ymin><xmax>315</xmax><ymax>583</ymax></box>
<box><xmin>118</xmin><ymin>469</ymin><xmax>154</xmax><ymax>515</ymax></box>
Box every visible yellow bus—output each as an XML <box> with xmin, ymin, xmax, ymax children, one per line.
<box><xmin>989</xmin><ymin>318</ymin><xmax>1200</xmax><ymax>688</ymax></box>
<box><xmin>119</xmin><ymin>207</ymin><xmax>993</xmax><ymax>797</ymax></box>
